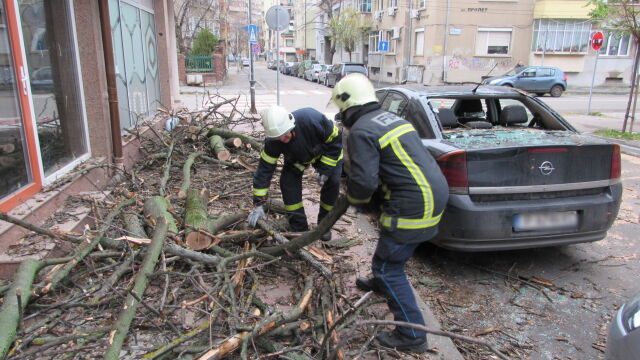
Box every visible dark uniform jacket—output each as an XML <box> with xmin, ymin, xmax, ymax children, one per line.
<box><xmin>253</xmin><ymin>108</ymin><xmax>343</xmax><ymax>204</ymax></box>
<box><xmin>346</xmin><ymin>107</ymin><xmax>449</xmax><ymax>243</ymax></box>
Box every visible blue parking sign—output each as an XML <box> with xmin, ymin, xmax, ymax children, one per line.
<box><xmin>378</xmin><ymin>41</ymin><xmax>389</xmax><ymax>52</ymax></box>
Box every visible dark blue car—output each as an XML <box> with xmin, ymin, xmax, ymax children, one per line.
<box><xmin>482</xmin><ymin>66</ymin><xmax>567</xmax><ymax>97</ymax></box>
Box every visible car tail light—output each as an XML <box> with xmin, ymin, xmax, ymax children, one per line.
<box><xmin>611</xmin><ymin>144</ymin><xmax>621</xmax><ymax>179</ymax></box>
<box><xmin>436</xmin><ymin>150</ymin><xmax>468</xmax><ymax>193</ymax></box>
<box><xmin>563</xmin><ymin>73</ymin><xmax>567</xmax><ymax>82</ymax></box>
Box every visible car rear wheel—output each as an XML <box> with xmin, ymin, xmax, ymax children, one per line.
<box><xmin>550</xmin><ymin>85</ymin><xmax>564</xmax><ymax>97</ymax></box>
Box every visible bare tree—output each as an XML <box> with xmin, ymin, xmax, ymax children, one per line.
<box><xmin>174</xmin><ymin>0</ymin><xmax>221</xmax><ymax>54</ymax></box>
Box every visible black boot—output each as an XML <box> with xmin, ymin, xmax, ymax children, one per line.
<box><xmin>376</xmin><ymin>329</ymin><xmax>428</xmax><ymax>353</ymax></box>
<box><xmin>355</xmin><ymin>277</ymin><xmax>381</xmax><ymax>293</ymax></box>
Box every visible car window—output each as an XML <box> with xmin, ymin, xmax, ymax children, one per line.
<box><xmin>375</xmin><ymin>90</ymin><xmax>387</xmax><ymax>104</ymax></box>
<box><xmin>381</xmin><ymin>92</ymin><xmax>408</xmax><ymax>115</ymax></box>
<box><xmin>344</xmin><ymin>64</ymin><xmax>366</xmax><ymax>74</ymax></box>
<box><xmin>521</xmin><ymin>68</ymin><xmax>536</xmax><ymax>77</ymax></box>
<box><xmin>537</xmin><ymin>68</ymin><xmax>554</xmax><ymax>77</ymax></box>
<box><xmin>332</xmin><ymin>64</ymin><xmax>342</xmax><ymax>73</ymax></box>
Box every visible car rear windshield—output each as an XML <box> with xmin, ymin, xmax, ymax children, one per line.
<box><xmin>344</xmin><ymin>65</ymin><xmax>366</xmax><ymax>73</ymax></box>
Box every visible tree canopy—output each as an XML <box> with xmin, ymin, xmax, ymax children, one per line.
<box><xmin>191</xmin><ymin>28</ymin><xmax>219</xmax><ymax>56</ymax></box>
<box><xmin>327</xmin><ymin>8</ymin><xmax>372</xmax><ymax>60</ymax></box>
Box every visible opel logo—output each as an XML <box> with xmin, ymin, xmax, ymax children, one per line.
<box><xmin>539</xmin><ymin>161</ymin><xmax>555</xmax><ymax>175</ymax></box>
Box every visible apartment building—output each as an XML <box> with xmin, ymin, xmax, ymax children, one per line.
<box><xmin>312</xmin><ymin>0</ymin><xmax>635</xmax><ymax>87</ymax></box>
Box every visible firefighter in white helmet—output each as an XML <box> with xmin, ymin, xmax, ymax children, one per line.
<box><xmin>247</xmin><ymin>105</ymin><xmax>343</xmax><ymax>240</ymax></box>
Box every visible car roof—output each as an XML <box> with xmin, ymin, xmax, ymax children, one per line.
<box><xmin>338</xmin><ymin>62</ymin><xmax>365</xmax><ymax>65</ymax></box>
<box><xmin>379</xmin><ymin>84</ymin><xmax>528</xmax><ymax>97</ymax></box>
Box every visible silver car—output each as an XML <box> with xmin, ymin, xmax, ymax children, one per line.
<box><xmin>304</xmin><ymin>64</ymin><xmax>324</xmax><ymax>82</ymax></box>
<box><xmin>319</xmin><ymin>65</ymin><xmax>333</xmax><ymax>86</ymax></box>
<box><xmin>607</xmin><ymin>292</ymin><xmax>640</xmax><ymax>359</ymax></box>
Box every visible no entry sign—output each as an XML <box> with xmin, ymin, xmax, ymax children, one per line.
<box><xmin>591</xmin><ymin>31</ymin><xmax>604</xmax><ymax>51</ymax></box>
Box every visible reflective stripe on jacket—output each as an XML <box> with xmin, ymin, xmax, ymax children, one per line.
<box><xmin>346</xmin><ymin>109</ymin><xmax>449</xmax><ymax>234</ymax></box>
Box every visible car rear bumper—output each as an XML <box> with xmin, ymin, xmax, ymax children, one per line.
<box><xmin>433</xmin><ymin>183</ymin><xmax>622</xmax><ymax>251</ymax></box>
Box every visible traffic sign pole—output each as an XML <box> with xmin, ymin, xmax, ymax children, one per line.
<box><xmin>588</xmin><ymin>32</ymin><xmax>604</xmax><ymax>115</ymax></box>
<box><xmin>248</xmin><ymin>1</ymin><xmax>257</xmax><ymax>114</ymax></box>
<box><xmin>276</xmin><ymin>12</ymin><xmax>280</xmax><ymax>105</ymax></box>
<box><xmin>265</xmin><ymin>6</ymin><xmax>289</xmax><ymax>106</ymax></box>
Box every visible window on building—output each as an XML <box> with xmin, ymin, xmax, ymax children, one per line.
<box><xmin>600</xmin><ymin>32</ymin><xmax>631</xmax><ymax>56</ymax></box>
<box><xmin>360</xmin><ymin>0</ymin><xmax>372</xmax><ymax>12</ymax></box>
<box><xmin>390</xmin><ymin>0</ymin><xmax>398</xmax><ymax>7</ymax></box>
<box><xmin>414</xmin><ymin>29</ymin><xmax>424</xmax><ymax>56</ymax></box>
<box><xmin>377</xmin><ymin>0</ymin><xmax>384</xmax><ymax>11</ymax></box>
<box><xmin>285</xmin><ymin>38</ymin><xmax>294</xmax><ymax>47</ymax></box>
<box><xmin>369</xmin><ymin>31</ymin><xmax>380</xmax><ymax>52</ymax></box>
<box><xmin>532</xmin><ymin>19</ymin><xmax>592</xmax><ymax>54</ymax></box>
<box><xmin>417</xmin><ymin>0</ymin><xmax>426</xmax><ymax>8</ymax></box>
<box><xmin>476</xmin><ymin>28</ymin><xmax>511</xmax><ymax>55</ymax></box>
<box><xmin>384</xmin><ymin>30</ymin><xmax>397</xmax><ymax>53</ymax></box>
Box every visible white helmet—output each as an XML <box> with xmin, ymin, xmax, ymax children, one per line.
<box><xmin>261</xmin><ymin>105</ymin><xmax>295</xmax><ymax>138</ymax></box>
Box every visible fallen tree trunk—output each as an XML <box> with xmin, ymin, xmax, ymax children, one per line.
<box><xmin>262</xmin><ymin>195</ymin><xmax>349</xmax><ymax>256</ymax></box>
<box><xmin>122</xmin><ymin>212</ymin><xmax>148</xmax><ymax>238</ymax></box>
<box><xmin>184</xmin><ymin>188</ymin><xmax>214</xmax><ymax>250</ymax></box>
<box><xmin>178</xmin><ymin>151</ymin><xmax>206</xmax><ymax>198</ymax></box>
<box><xmin>206</xmin><ymin>127</ymin><xmax>263</xmax><ymax>151</ymax></box>
<box><xmin>207</xmin><ymin>211</ymin><xmax>247</xmax><ymax>235</ymax></box>
<box><xmin>208</xmin><ymin>135</ymin><xmax>230</xmax><ymax>161</ymax></box>
<box><xmin>0</xmin><ymin>259</ymin><xmax>42</xmax><ymax>359</ymax></box>
<box><xmin>103</xmin><ymin>216</ymin><xmax>169</xmax><ymax>360</ymax></box>
<box><xmin>143</xmin><ymin>196</ymin><xmax>178</xmax><ymax>234</ymax></box>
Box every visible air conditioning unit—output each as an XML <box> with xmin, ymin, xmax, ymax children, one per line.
<box><xmin>373</xmin><ymin>10</ymin><xmax>382</xmax><ymax>21</ymax></box>
<box><xmin>410</xmin><ymin>9</ymin><xmax>420</xmax><ymax>19</ymax></box>
<box><xmin>392</xmin><ymin>26</ymin><xmax>401</xmax><ymax>39</ymax></box>
<box><xmin>387</xmin><ymin>7</ymin><xmax>397</xmax><ymax>16</ymax></box>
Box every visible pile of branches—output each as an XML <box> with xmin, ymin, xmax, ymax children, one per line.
<box><xmin>0</xmin><ymin>93</ymin><xmax>510</xmax><ymax>360</ymax></box>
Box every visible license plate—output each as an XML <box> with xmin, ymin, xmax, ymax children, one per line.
<box><xmin>513</xmin><ymin>211</ymin><xmax>578</xmax><ymax>232</ymax></box>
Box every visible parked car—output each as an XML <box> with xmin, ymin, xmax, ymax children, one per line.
<box><xmin>319</xmin><ymin>65</ymin><xmax>333</xmax><ymax>86</ymax></box>
<box><xmin>281</xmin><ymin>62</ymin><xmax>293</xmax><ymax>75</ymax></box>
<box><xmin>482</xmin><ymin>66</ymin><xmax>567</xmax><ymax>97</ymax></box>
<box><xmin>304</xmin><ymin>64</ymin><xmax>325</xmax><ymax>82</ymax></box>
<box><xmin>290</xmin><ymin>62</ymin><xmax>301</xmax><ymax>76</ymax></box>
<box><xmin>30</xmin><ymin>66</ymin><xmax>53</xmax><ymax>92</ymax></box>
<box><xmin>325</xmin><ymin>63</ymin><xmax>368</xmax><ymax>87</ymax></box>
<box><xmin>340</xmin><ymin>84</ymin><xmax>622</xmax><ymax>251</ymax></box>
<box><xmin>298</xmin><ymin>59</ymin><xmax>319</xmax><ymax>78</ymax></box>
<box><xmin>241</xmin><ymin>57</ymin><xmax>250</xmax><ymax>67</ymax></box>
<box><xmin>606</xmin><ymin>292</ymin><xmax>640</xmax><ymax>360</ymax></box>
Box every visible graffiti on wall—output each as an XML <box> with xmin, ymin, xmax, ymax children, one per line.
<box><xmin>447</xmin><ymin>56</ymin><xmax>515</xmax><ymax>72</ymax></box>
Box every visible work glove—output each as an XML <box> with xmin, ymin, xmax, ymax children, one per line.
<box><xmin>247</xmin><ymin>205</ymin><xmax>266</xmax><ymax>228</ymax></box>
<box><xmin>316</xmin><ymin>173</ymin><xmax>329</xmax><ymax>187</ymax></box>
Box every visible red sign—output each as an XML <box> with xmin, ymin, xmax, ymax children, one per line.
<box><xmin>251</xmin><ymin>43</ymin><xmax>261</xmax><ymax>54</ymax></box>
<box><xmin>591</xmin><ymin>31</ymin><xmax>604</xmax><ymax>51</ymax></box>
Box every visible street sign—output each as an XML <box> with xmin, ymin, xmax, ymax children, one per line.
<box><xmin>378</xmin><ymin>41</ymin><xmax>389</xmax><ymax>52</ymax></box>
<box><xmin>251</xmin><ymin>43</ymin><xmax>261</xmax><ymax>54</ymax></box>
<box><xmin>247</xmin><ymin>24</ymin><xmax>258</xmax><ymax>43</ymax></box>
<box><xmin>591</xmin><ymin>31</ymin><xmax>604</xmax><ymax>51</ymax></box>
<box><xmin>265</xmin><ymin>5</ymin><xmax>290</xmax><ymax>31</ymax></box>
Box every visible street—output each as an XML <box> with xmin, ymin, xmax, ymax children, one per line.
<box><xmin>181</xmin><ymin>62</ymin><xmax>640</xmax><ymax>358</ymax></box>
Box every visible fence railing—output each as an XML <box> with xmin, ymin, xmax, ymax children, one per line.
<box><xmin>186</xmin><ymin>56</ymin><xmax>214</xmax><ymax>73</ymax></box>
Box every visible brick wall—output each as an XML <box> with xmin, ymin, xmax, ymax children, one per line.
<box><xmin>178</xmin><ymin>53</ymin><xmax>186</xmax><ymax>86</ymax></box>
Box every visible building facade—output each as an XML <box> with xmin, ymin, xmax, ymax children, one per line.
<box><xmin>0</xmin><ymin>0</ymin><xmax>179</xmax><ymax>249</ymax></box>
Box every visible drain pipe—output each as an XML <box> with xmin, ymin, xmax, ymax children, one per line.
<box><xmin>98</xmin><ymin>0</ymin><xmax>124</xmax><ymax>166</ymax></box>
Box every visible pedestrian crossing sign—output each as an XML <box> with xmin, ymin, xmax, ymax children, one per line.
<box><xmin>248</xmin><ymin>24</ymin><xmax>258</xmax><ymax>43</ymax></box>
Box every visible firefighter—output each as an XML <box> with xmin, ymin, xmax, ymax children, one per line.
<box><xmin>247</xmin><ymin>105</ymin><xmax>343</xmax><ymax>241</ymax></box>
<box><xmin>331</xmin><ymin>74</ymin><xmax>449</xmax><ymax>353</ymax></box>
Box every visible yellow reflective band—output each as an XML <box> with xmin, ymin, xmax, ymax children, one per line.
<box><xmin>347</xmin><ymin>194</ymin><xmax>371</xmax><ymax>204</ymax></box>
<box><xmin>293</xmin><ymin>162</ymin><xmax>306</xmax><ymax>172</ymax></box>
<box><xmin>320</xmin><ymin>150</ymin><xmax>344</xmax><ymax>167</ymax></box>
<box><xmin>379</xmin><ymin>212</ymin><xmax>443</xmax><ymax>229</ymax></box>
<box><xmin>260</xmin><ymin>151</ymin><xmax>278</xmax><ymax>165</ymax></box>
<box><xmin>284</xmin><ymin>202</ymin><xmax>304</xmax><ymax>211</ymax></box>
<box><xmin>390</xmin><ymin>139</ymin><xmax>434</xmax><ymax>220</ymax></box>
<box><xmin>253</xmin><ymin>188</ymin><xmax>268</xmax><ymax>196</ymax></box>
<box><xmin>320</xmin><ymin>201</ymin><xmax>334</xmax><ymax>211</ymax></box>
<box><xmin>379</xmin><ymin>124</ymin><xmax>415</xmax><ymax>149</ymax></box>
<box><xmin>325</xmin><ymin>125</ymin><xmax>340</xmax><ymax>143</ymax></box>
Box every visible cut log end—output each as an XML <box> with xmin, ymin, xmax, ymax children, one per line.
<box><xmin>185</xmin><ymin>232</ymin><xmax>215</xmax><ymax>251</ymax></box>
<box><xmin>217</xmin><ymin>150</ymin><xmax>231</xmax><ymax>161</ymax></box>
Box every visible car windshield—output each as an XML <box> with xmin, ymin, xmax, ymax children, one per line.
<box><xmin>504</xmin><ymin>68</ymin><xmax>521</xmax><ymax>76</ymax></box>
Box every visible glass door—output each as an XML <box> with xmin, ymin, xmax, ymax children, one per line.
<box><xmin>0</xmin><ymin>0</ymin><xmax>42</xmax><ymax>211</ymax></box>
